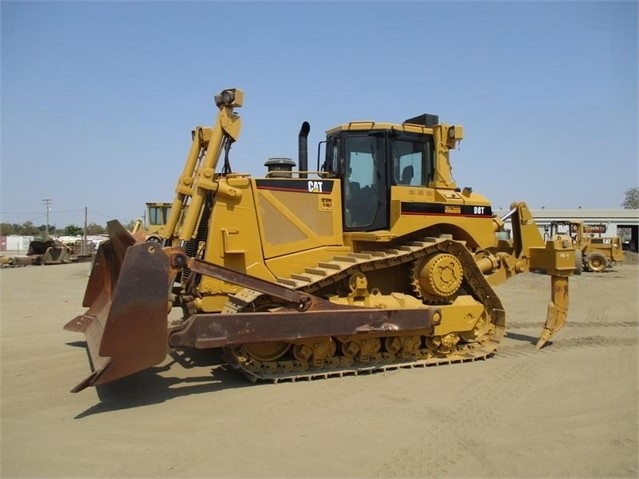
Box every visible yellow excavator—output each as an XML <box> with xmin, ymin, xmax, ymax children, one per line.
<box><xmin>64</xmin><ymin>88</ymin><xmax>574</xmax><ymax>393</ymax></box>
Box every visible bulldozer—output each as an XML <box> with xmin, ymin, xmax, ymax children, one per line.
<box><xmin>545</xmin><ymin>220</ymin><xmax>624</xmax><ymax>273</ymax></box>
<box><xmin>64</xmin><ymin>88</ymin><xmax>575</xmax><ymax>393</ymax></box>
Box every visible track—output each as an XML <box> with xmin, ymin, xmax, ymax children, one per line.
<box><xmin>221</xmin><ymin>236</ymin><xmax>507</xmax><ymax>382</ymax></box>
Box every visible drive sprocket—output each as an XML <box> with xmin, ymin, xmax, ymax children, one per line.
<box><xmin>410</xmin><ymin>252</ymin><xmax>464</xmax><ymax>304</ymax></box>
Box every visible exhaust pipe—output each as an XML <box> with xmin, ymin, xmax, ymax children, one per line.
<box><xmin>298</xmin><ymin>121</ymin><xmax>310</xmax><ymax>178</ymax></box>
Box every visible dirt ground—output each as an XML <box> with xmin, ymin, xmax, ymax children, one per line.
<box><xmin>1</xmin><ymin>258</ymin><xmax>637</xmax><ymax>478</ymax></box>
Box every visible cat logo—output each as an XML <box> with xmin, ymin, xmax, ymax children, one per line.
<box><xmin>445</xmin><ymin>205</ymin><xmax>461</xmax><ymax>214</ymax></box>
<box><xmin>308</xmin><ymin>180</ymin><xmax>324</xmax><ymax>193</ymax></box>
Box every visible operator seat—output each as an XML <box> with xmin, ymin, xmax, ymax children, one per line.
<box><xmin>400</xmin><ymin>165</ymin><xmax>414</xmax><ymax>185</ymax></box>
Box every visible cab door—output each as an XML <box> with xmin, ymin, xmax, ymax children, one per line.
<box><xmin>341</xmin><ymin>134</ymin><xmax>389</xmax><ymax>231</ymax></box>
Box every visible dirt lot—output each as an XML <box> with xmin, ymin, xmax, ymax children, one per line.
<box><xmin>1</xmin><ymin>259</ymin><xmax>637</xmax><ymax>478</ymax></box>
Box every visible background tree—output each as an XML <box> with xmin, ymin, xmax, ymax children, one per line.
<box><xmin>36</xmin><ymin>224</ymin><xmax>57</xmax><ymax>237</ymax></box>
<box><xmin>0</xmin><ymin>221</ymin><xmax>108</xmax><ymax>237</ymax></box>
<box><xmin>1</xmin><ymin>223</ymin><xmax>14</xmax><ymax>235</ymax></box>
<box><xmin>622</xmin><ymin>187</ymin><xmax>639</xmax><ymax>209</ymax></box>
<box><xmin>85</xmin><ymin>222</ymin><xmax>106</xmax><ymax>235</ymax></box>
<box><xmin>63</xmin><ymin>225</ymin><xmax>84</xmax><ymax>236</ymax></box>
<box><xmin>24</xmin><ymin>222</ymin><xmax>43</xmax><ymax>236</ymax></box>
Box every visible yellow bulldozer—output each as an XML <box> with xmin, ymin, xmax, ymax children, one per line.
<box><xmin>64</xmin><ymin>88</ymin><xmax>575</xmax><ymax>393</ymax></box>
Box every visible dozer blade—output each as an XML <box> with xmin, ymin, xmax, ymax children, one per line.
<box><xmin>536</xmin><ymin>275</ymin><xmax>569</xmax><ymax>349</ymax></box>
<box><xmin>64</xmin><ymin>220</ymin><xmax>173</xmax><ymax>392</ymax></box>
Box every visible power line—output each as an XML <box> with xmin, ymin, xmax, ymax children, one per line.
<box><xmin>0</xmin><ymin>209</ymin><xmax>87</xmax><ymax>215</ymax></box>
<box><xmin>1</xmin><ymin>208</ymin><xmax>133</xmax><ymax>228</ymax></box>
<box><xmin>1</xmin><ymin>209</ymin><xmax>118</xmax><ymax>219</ymax></box>
<box><xmin>0</xmin><ymin>210</ymin><xmax>48</xmax><ymax>215</ymax></box>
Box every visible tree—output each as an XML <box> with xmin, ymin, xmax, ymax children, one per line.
<box><xmin>35</xmin><ymin>224</ymin><xmax>57</xmax><ymax>237</ymax></box>
<box><xmin>622</xmin><ymin>187</ymin><xmax>639</xmax><ymax>209</ymax></box>
<box><xmin>1</xmin><ymin>223</ymin><xmax>14</xmax><ymax>235</ymax></box>
<box><xmin>85</xmin><ymin>222</ymin><xmax>106</xmax><ymax>235</ymax></box>
<box><xmin>63</xmin><ymin>225</ymin><xmax>84</xmax><ymax>236</ymax></box>
<box><xmin>23</xmin><ymin>221</ymin><xmax>42</xmax><ymax>236</ymax></box>
<box><xmin>0</xmin><ymin>220</ymin><xmax>112</xmax><ymax>237</ymax></box>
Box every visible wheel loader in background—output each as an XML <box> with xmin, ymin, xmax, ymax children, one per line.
<box><xmin>130</xmin><ymin>202</ymin><xmax>173</xmax><ymax>243</ymax></box>
<box><xmin>64</xmin><ymin>88</ymin><xmax>575</xmax><ymax>393</ymax></box>
<box><xmin>545</xmin><ymin>220</ymin><xmax>623</xmax><ymax>273</ymax></box>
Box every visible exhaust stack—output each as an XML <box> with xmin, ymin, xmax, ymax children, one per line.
<box><xmin>298</xmin><ymin>121</ymin><xmax>310</xmax><ymax>178</ymax></box>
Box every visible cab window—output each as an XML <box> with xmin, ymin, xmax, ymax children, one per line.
<box><xmin>392</xmin><ymin>137</ymin><xmax>433</xmax><ymax>186</ymax></box>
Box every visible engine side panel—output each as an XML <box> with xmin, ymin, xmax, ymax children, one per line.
<box><xmin>254</xmin><ymin>178</ymin><xmax>344</xmax><ymax>258</ymax></box>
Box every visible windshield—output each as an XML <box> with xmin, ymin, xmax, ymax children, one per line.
<box><xmin>148</xmin><ymin>205</ymin><xmax>171</xmax><ymax>227</ymax></box>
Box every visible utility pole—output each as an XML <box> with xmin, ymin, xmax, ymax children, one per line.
<box><xmin>84</xmin><ymin>206</ymin><xmax>88</xmax><ymax>255</ymax></box>
<box><xmin>42</xmin><ymin>198</ymin><xmax>53</xmax><ymax>237</ymax></box>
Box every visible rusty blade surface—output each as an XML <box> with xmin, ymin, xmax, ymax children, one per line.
<box><xmin>64</xmin><ymin>313</ymin><xmax>112</xmax><ymax>392</ymax></box>
<box><xmin>64</xmin><ymin>221</ymin><xmax>174</xmax><ymax>392</ymax></box>
<box><xmin>179</xmin><ymin>255</ymin><xmax>440</xmax><ymax>348</ymax></box>
<box><xmin>169</xmin><ymin>306</ymin><xmax>440</xmax><ymax>350</ymax></box>
<box><xmin>186</xmin><ymin>257</ymin><xmax>314</xmax><ymax>309</ymax></box>
<box><xmin>82</xmin><ymin>220</ymin><xmax>136</xmax><ymax>308</ymax></box>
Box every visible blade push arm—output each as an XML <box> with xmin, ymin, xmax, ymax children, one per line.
<box><xmin>164</xmin><ymin>88</ymin><xmax>244</xmax><ymax>242</ymax></box>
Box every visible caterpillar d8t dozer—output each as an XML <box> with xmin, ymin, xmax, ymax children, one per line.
<box><xmin>64</xmin><ymin>88</ymin><xmax>575</xmax><ymax>393</ymax></box>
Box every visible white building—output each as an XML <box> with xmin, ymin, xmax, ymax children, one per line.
<box><xmin>0</xmin><ymin>235</ymin><xmax>35</xmax><ymax>253</ymax></box>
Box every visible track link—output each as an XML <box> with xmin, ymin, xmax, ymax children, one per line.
<box><xmin>223</xmin><ymin>348</ymin><xmax>493</xmax><ymax>383</ymax></box>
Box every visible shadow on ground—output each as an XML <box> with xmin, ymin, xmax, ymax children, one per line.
<box><xmin>70</xmin><ymin>347</ymin><xmax>259</xmax><ymax>419</ymax></box>
<box><xmin>504</xmin><ymin>330</ymin><xmax>560</xmax><ymax>350</ymax></box>
<box><xmin>69</xmin><ymin>327</ymin><xmax>561</xmax><ymax>419</ymax></box>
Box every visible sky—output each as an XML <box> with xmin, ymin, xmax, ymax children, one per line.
<box><xmin>1</xmin><ymin>0</ymin><xmax>638</xmax><ymax>229</ymax></box>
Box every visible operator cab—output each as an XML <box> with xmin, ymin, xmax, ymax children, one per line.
<box><xmin>321</xmin><ymin>115</ymin><xmax>437</xmax><ymax>232</ymax></box>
